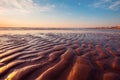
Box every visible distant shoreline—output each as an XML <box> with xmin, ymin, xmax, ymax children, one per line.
<box><xmin>0</xmin><ymin>27</ymin><xmax>120</xmax><ymax>30</ymax></box>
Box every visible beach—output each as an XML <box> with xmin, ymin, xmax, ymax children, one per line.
<box><xmin>0</xmin><ymin>29</ymin><xmax>120</xmax><ymax>80</ymax></box>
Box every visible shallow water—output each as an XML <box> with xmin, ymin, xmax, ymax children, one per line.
<box><xmin>0</xmin><ymin>29</ymin><xmax>120</xmax><ymax>35</ymax></box>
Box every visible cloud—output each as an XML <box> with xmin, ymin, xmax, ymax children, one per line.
<box><xmin>109</xmin><ymin>1</ymin><xmax>120</xmax><ymax>10</ymax></box>
<box><xmin>91</xmin><ymin>0</ymin><xmax>120</xmax><ymax>11</ymax></box>
<box><xmin>0</xmin><ymin>0</ymin><xmax>55</xmax><ymax>14</ymax></box>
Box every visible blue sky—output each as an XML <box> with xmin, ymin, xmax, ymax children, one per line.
<box><xmin>0</xmin><ymin>0</ymin><xmax>120</xmax><ymax>27</ymax></box>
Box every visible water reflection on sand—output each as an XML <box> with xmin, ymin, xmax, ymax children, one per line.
<box><xmin>0</xmin><ymin>29</ymin><xmax>120</xmax><ymax>35</ymax></box>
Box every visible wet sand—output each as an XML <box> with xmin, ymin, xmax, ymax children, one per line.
<box><xmin>0</xmin><ymin>30</ymin><xmax>120</xmax><ymax>80</ymax></box>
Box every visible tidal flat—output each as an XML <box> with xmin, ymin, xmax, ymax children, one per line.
<box><xmin>0</xmin><ymin>29</ymin><xmax>120</xmax><ymax>80</ymax></box>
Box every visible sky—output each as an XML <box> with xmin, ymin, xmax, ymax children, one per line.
<box><xmin>0</xmin><ymin>0</ymin><xmax>120</xmax><ymax>28</ymax></box>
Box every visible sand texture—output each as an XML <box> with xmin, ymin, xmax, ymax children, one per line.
<box><xmin>0</xmin><ymin>32</ymin><xmax>120</xmax><ymax>80</ymax></box>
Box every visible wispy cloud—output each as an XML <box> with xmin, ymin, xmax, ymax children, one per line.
<box><xmin>91</xmin><ymin>0</ymin><xmax>120</xmax><ymax>11</ymax></box>
<box><xmin>109</xmin><ymin>1</ymin><xmax>120</xmax><ymax>10</ymax></box>
<box><xmin>0</xmin><ymin>0</ymin><xmax>55</xmax><ymax>14</ymax></box>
